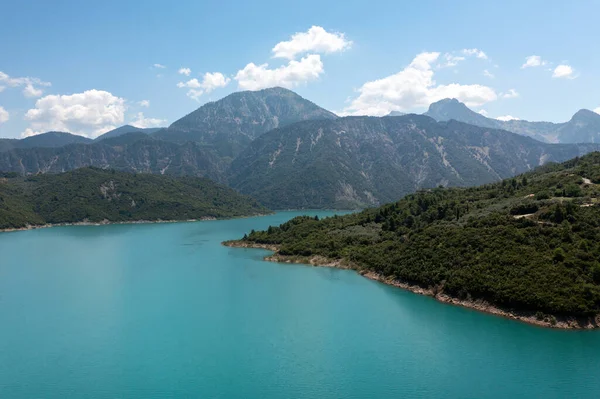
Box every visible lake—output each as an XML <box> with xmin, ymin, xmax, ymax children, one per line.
<box><xmin>1</xmin><ymin>211</ymin><xmax>599</xmax><ymax>398</ymax></box>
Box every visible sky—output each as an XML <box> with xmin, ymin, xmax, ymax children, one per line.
<box><xmin>0</xmin><ymin>0</ymin><xmax>599</xmax><ymax>139</ymax></box>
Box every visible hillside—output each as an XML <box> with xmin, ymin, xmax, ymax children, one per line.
<box><xmin>425</xmin><ymin>98</ymin><xmax>600</xmax><ymax>144</ymax></box>
<box><xmin>228</xmin><ymin>115</ymin><xmax>600</xmax><ymax>209</ymax></box>
<box><xmin>154</xmin><ymin>87</ymin><xmax>337</xmax><ymax>158</ymax></box>
<box><xmin>0</xmin><ymin>168</ymin><xmax>268</xmax><ymax>230</ymax></box>
<box><xmin>0</xmin><ymin>132</ymin><xmax>92</xmax><ymax>152</ymax></box>
<box><xmin>95</xmin><ymin>125</ymin><xmax>164</xmax><ymax>141</ymax></box>
<box><xmin>0</xmin><ymin>136</ymin><xmax>229</xmax><ymax>183</ymax></box>
<box><xmin>232</xmin><ymin>153</ymin><xmax>600</xmax><ymax>327</ymax></box>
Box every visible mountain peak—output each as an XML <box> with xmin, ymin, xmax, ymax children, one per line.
<box><xmin>571</xmin><ymin>109</ymin><xmax>600</xmax><ymax>121</ymax></box>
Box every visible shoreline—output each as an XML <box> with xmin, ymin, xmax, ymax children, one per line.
<box><xmin>223</xmin><ymin>240</ymin><xmax>600</xmax><ymax>330</ymax></box>
<box><xmin>0</xmin><ymin>213</ymin><xmax>271</xmax><ymax>234</ymax></box>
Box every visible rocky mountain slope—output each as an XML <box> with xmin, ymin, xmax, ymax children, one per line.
<box><xmin>154</xmin><ymin>87</ymin><xmax>337</xmax><ymax>159</ymax></box>
<box><xmin>425</xmin><ymin>98</ymin><xmax>600</xmax><ymax>144</ymax></box>
<box><xmin>228</xmin><ymin>115</ymin><xmax>600</xmax><ymax>209</ymax></box>
<box><xmin>0</xmin><ymin>134</ymin><xmax>229</xmax><ymax>183</ymax></box>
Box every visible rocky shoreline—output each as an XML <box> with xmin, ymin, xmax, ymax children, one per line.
<box><xmin>223</xmin><ymin>240</ymin><xmax>600</xmax><ymax>330</ymax></box>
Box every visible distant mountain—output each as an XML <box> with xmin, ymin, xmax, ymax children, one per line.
<box><xmin>0</xmin><ymin>132</ymin><xmax>92</xmax><ymax>152</ymax></box>
<box><xmin>425</xmin><ymin>98</ymin><xmax>600</xmax><ymax>144</ymax></box>
<box><xmin>154</xmin><ymin>87</ymin><xmax>337</xmax><ymax>159</ymax></box>
<box><xmin>227</xmin><ymin>115</ymin><xmax>600</xmax><ymax>209</ymax></box>
<box><xmin>387</xmin><ymin>111</ymin><xmax>406</xmax><ymax>117</ymax></box>
<box><xmin>0</xmin><ymin>136</ymin><xmax>229</xmax><ymax>183</ymax></box>
<box><xmin>0</xmin><ymin>167</ymin><xmax>268</xmax><ymax>230</ymax></box>
<box><xmin>95</xmin><ymin>125</ymin><xmax>164</xmax><ymax>141</ymax></box>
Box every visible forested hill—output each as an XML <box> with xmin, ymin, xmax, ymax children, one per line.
<box><xmin>0</xmin><ymin>168</ymin><xmax>268</xmax><ymax>230</ymax></box>
<box><xmin>238</xmin><ymin>152</ymin><xmax>600</xmax><ymax>323</ymax></box>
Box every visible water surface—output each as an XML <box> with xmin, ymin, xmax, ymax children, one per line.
<box><xmin>1</xmin><ymin>211</ymin><xmax>599</xmax><ymax>398</ymax></box>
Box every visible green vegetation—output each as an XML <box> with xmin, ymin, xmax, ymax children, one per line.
<box><xmin>241</xmin><ymin>153</ymin><xmax>600</xmax><ymax>318</ymax></box>
<box><xmin>0</xmin><ymin>167</ymin><xmax>268</xmax><ymax>229</ymax></box>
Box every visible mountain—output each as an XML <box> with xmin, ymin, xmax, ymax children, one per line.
<box><xmin>95</xmin><ymin>125</ymin><xmax>164</xmax><ymax>141</ymax></box>
<box><xmin>154</xmin><ymin>87</ymin><xmax>337</xmax><ymax>159</ymax></box>
<box><xmin>387</xmin><ymin>111</ymin><xmax>406</xmax><ymax>117</ymax></box>
<box><xmin>425</xmin><ymin>98</ymin><xmax>600</xmax><ymax>144</ymax></box>
<box><xmin>0</xmin><ymin>167</ymin><xmax>268</xmax><ymax>230</ymax></box>
<box><xmin>227</xmin><ymin>115</ymin><xmax>600</xmax><ymax>209</ymax></box>
<box><xmin>0</xmin><ymin>132</ymin><xmax>92</xmax><ymax>152</ymax></box>
<box><xmin>233</xmin><ymin>152</ymin><xmax>600</xmax><ymax>327</ymax></box>
<box><xmin>0</xmin><ymin>135</ymin><xmax>229</xmax><ymax>183</ymax></box>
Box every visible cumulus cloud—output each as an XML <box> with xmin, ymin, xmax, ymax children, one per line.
<box><xmin>178</xmin><ymin>67</ymin><xmax>191</xmax><ymax>76</ymax></box>
<box><xmin>594</xmin><ymin>107</ymin><xmax>600</xmax><ymax>115</ymax></box>
<box><xmin>153</xmin><ymin>63</ymin><xmax>166</xmax><ymax>69</ymax></box>
<box><xmin>235</xmin><ymin>54</ymin><xmax>323</xmax><ymax>91</ymax></box>
<box><xmin>0</xmin><ymin>106</ymin><xmax>9</xmax><ymax>123</ymax></box>
<box><xmin>483</xmin><ymin>69</ymin><xmax>495</xmax><ymax>78</ymax></box>
<box><xmin>22</xmin><ymin>89</ymin><xmax>126</xmax><ymax>138</ymax></box>
<box><xmin>0</xmin><ymin>71</ymin><xmax>51</xmax><ymax>98</ymax></box>
<box><xmin>177</xmin><ymin>72</ymin><xmax>231</xmax><ymax>100</ymax></box>
<box><xmin>502</xmin><ymin>89</ymin><xmax>519</xmax><ymax>99</ymax></box>
<box><xmin>340</xmin><ymin>52</ymin><xmax>497</xmax><ymax>116</ymax></box>
<box><xmin>139</xmin><ymin>100</ymin><xmax>150</xmax><ymax>107</ymax></box>
<box><xmin>552</xmin><ymin>64</ymin><xmax>576</xmax><ymax>79</ymax></box>
<box><xmin>521</xmin><ymin>55</ymin><xmax>546</xmax><ymax>69</ymax></box>
<box><xmin>130</xmin><ymin>112</ymin><xmax>167</xmax><ymax>128</ymax></box>
<box><xmin>462</xmin><ymin>48</ymin><xmax>487</xmax><ymax>59</ymax></box>
<box><xmin>478</xmin><ymin>109</ymin><xmax>489</xmax><ymax>117</ymax></box>
<box><xmin>496</xmin><ymin>115</ymin><xmax>520</xmax><ymax>121</ymax></box>
<box><xmin>272</xmin><ymin>26</ymin><xmax>352</xmax><ymax>59</ymax></box>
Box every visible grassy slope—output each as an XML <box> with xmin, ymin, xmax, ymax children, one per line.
<box><xmin>240</xmin><ymin>153</ymin><xmax>600</xmax><ymax>319</ymax></box>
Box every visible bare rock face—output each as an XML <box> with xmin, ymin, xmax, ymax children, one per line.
<box><xmin>227</xmin><ymin>115</ymin><xmax>600</xmax><ymax>209</ymax></box>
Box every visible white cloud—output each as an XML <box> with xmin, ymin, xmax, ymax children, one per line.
<box><xmin>439</xmin><ymin>54</ymin><xmax>465</xmax><ymax>68</ymax></box>
<box><xmin>177</xmin><ymin>72</ymin><xmax>231</xmax><ymax>100</ymax></box>
<box><xmin>178</xmin><ymin>67</ymin><xmax>191</xmax><ymax>76</ymax></box>
<box><xmin>235</xmin><ymin>54</ymin><xmax>324</xmax><ymax>91</ymax></box>
<box><xmin>0</xmin><ymin>106</ymin><xmax>9</xmax><ymax>123</ymax></box>
<box><xmin>0</xmin><ymin>71</ymin><xmax>51</xmax><ymax>98</ymax></box>
<box><xmin>478</xmin><ymin>109</ymin><xmax>489</xmax><ymax>117</ymax></box>
<box><xmin>594</xmin><ymin>107</ymin><xmax>600</xmax><ymax>115</ymax></box>
<box><xmin>502</xmin><ymin>89</ymin><xmax>519</xmax><ymax>99</ymax></box>
<box><xmin>483</xmin><ymin>69</ymin><xmax>494</xmax><ymax>78</ymax></box>
<box><xmin>496</xmin><ymin>115</ymin><xmax>520</xmax><ymax>121</ymax></box>
<box><xmin>552</xmin><ymin>64</ymin><xmax>576</xmax><ymax>79</ymax></box>
<box><xmin>153</xmin><ymin>64</ymin><xmax>166</xmax><ymax>69</ymax></box>
<box><xmin>139</xmin><ymin>100</ymin><xmax>150</xmax><ymax>107</ymax></box>
<box><xmin>462</xmin><ymin>48</ymin><xmax>487</xmax><ymax>59</ymax></box>
<box><xmin>22</xmin><ymin>89</ymin><xmax>126</xmax><ymax>138</ymax></box>
<box><xmin>130</xmin><ymin>112</ymin><xmax>167</xmax><ymax>128</ymax></box>
<box><xmin>23</xmin><ymin>84</ymin><xmax>43</xmax><ymax>98</ymax></box>
<box><xmin>340</xmin><ymin>52</ymin><xmax>497</xmax><ymax>116</ymax></box>
<box><xmin>521</xmin><ymin>55</ymin><xmax>547</xmax><ymax>69</ymax></box>
<box><xmin>272</xmin><ymin>26</ymin><xmax>352</xmax><ymax>59</ymax></box>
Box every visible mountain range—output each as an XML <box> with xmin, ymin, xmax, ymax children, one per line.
<box><xmin>425</xmin><ymin>98</ymin><xmax>600</xmax><ymax>143</ymax></box>
<box><xmin>228</xmin><ymin>115</ymin><xmax>599</xmax><ymax>208</ymax></box>
<box><xmin>2</xmin><ymin>87</ymin><xmax>600</xmax><ymax>209</ymax></box>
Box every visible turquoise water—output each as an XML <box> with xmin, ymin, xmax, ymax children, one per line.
<box><xmin>1</xmin><ymin>211</ymin><xmax>599</xmax><ymax>398</ymax></box>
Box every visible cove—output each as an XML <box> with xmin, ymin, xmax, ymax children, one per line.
<box><xmin>1</xmin><ymin>211</ymin><xmax>599</xmax><ymax>398</ymax></box>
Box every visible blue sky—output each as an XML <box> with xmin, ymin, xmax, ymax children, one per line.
<box><xmin>0</xmin><ymin>0</ymin><xmax>599</xmax><ymax>138</ymax></box>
